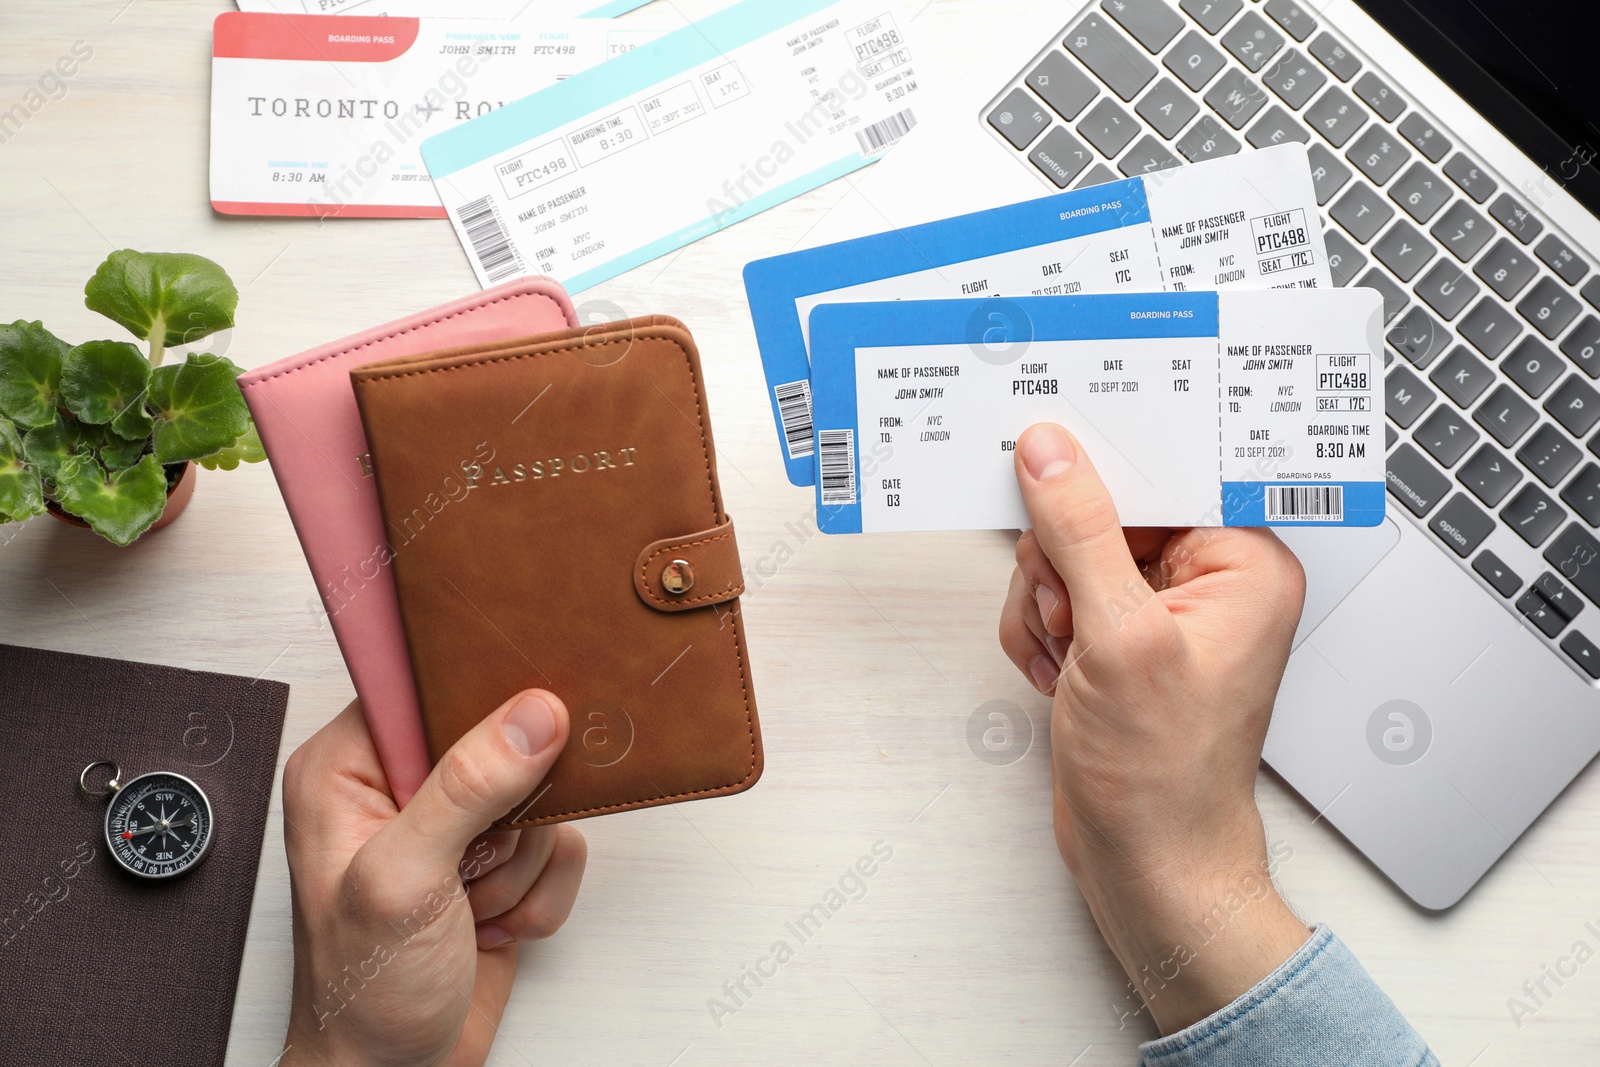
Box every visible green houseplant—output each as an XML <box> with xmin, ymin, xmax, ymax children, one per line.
<box><xmin>0</xmin><ymin>250</ymin><xmax>264</xmax><ymax>546</ymax></box>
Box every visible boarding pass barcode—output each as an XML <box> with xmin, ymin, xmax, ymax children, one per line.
<box><xmin>457</xmin><ymin>196</ymin><xmax>522</xmax><ymax>283</ymax></box>
<box><xmin>855</xmin><ymin>109</ymin><xmax>917</xmax><ymax>156</ymax></box>
<box><xmin>775</xmin><ymin>380</ymin><xmax>815</xmax><ymax>459</ymax></box>
<box><xmin>819</xmin><ymin>429</ymin><xmax>857</xmax><ymax>505</ymax></box>
<box><xmin>1265</xmin><ymin>485</ymin><xmax>1343</xmax><ymax>523</ymax></box>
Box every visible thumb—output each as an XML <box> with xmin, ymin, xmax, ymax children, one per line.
<box><xmin>368</xmin><ymin>690</ymin><xmax>569</xmax><ymax>883</ymax></box>
<box><xmin>1014</xmin><ymin>423</ymin><xmax>1153</xmax><ymax>640</ymax></box>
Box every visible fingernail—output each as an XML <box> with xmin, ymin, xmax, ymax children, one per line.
<box><xmin>1036</xmin><ymin>584</ymin><xmax>1059</xmax><ymax>629</ymax></box>
<box><xmin>1020</xmin><ymin>424</ymin><xmax>1076</xmax><ymax>481</ymax></box>
<box><xmin>502</xmin><ymin>692</ymin><xmax>556</xmax><ymax>757</ymax></box>
<box><xmin>1029</xmin><ymin>655</ymin><xmax>1059</xmax><ymax>694</ymax></box>
<box><xmin>477</xmin><ymin>924</ymin><xmax>513</xmax><ymax>950</ymax></box>
<box><xmin>1045</xmin><ymin>634</ymin><xmax>1070</xmax><ymax>666</ymax></box>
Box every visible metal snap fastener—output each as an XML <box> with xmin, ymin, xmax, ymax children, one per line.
<box><xmin>661</xmin><ymin>559</ymin><xmax>695</xmax><ymax>595</ymax></box>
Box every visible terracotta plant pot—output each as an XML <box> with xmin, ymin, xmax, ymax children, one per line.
<box><xmin>46</xmin><ymin>462</ymin><xmax>197</xmax><ymax>538</ymax></box>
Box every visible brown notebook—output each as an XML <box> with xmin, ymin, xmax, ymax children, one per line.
<box><xmin>0</xmin><ymin>642</ymin><xmax>288</xmax><ymax>1066</ymax></box>
<box><xmin>350</xmin><ymin>316</ymin><xmax>762</xmax><ymax>826</ymax></box>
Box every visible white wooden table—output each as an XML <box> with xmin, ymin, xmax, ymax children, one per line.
<box><xmin>3</xmin><ymin>1</ymin><xmax>1598</xmax><ymax>1063</ymax></box>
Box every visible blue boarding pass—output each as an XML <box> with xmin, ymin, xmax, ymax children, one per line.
<box><xmin>807</xmin><ymin>289</ymin><xmax>1387</xmax><ymax>534</ymax></box>
<box><xmin>744</xmin><ymin>144</ymin><xmax>1328</xmax><ymax>487</ymax></box>
<box><xmin>422</xmin><ymin>0</ymin><xmax>925</xmax><ymax>292</ymax></box>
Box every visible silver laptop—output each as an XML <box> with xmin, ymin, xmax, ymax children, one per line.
<box><xmin>807</xmin><ymin>0</ymin><xmax>1600</xmax><ymax>908</ymax></box>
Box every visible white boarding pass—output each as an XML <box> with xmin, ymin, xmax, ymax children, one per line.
<box><xmin>421</xmin><ymin>0</ymin><xmax>925</xmax><ymax>290</ymax></box>
<box><xmin>236</xmin><ymin>1</ymin><xmax>657</xmax><ymax>17</ymax></box>
<box><xmin>806</xmin><ymin>289</ymin><xmax>1386</xmax><ymax>533</ymax></box>
<box><xmin>743</xmin><ymin>144</ymin><xmax>1330</xmax><ymax>487</ymax></box>
<box><xmin>210</xmin><ymin>13</ymin><xmax>661</xmax><ymax>217</ymax></box>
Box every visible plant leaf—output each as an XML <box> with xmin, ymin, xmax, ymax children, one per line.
<box><xmin>84</xmin><ymin>250</ymin><xmax>238</xmax><ymax>350</ymax></box>
<box><xmin>196</xmin><ymin>420</ymin><xmax>265</xmax><ymax>471</ymax></box>
<box><xmin>53</xmin><ymin>453</ymin><xmax>168</xmax><ymax>546</ymax></box>
<box><xmin>147</xmin><ymin>353</ymin><xmax>251</xmax><ymax>464</ymax></box>
<box><xmin>0</xmin><ymin>416</ymin><xmax>46</xmax><ymax>523</ymax></box>
<box><xmin>0</xmin><ymin>320</ymin><xmax>70</xmax><ymax>429</ymax></box>
<box><xmin>22</xmin><ymin>416</ymin><xmax>91</xmax><ymax>482</ymax></box>
<box><xmin>60</xmin><ymin>340</ymin><xmax>154</xmax><ymax>439</ymax></box>
<box><xmin>95</xmin><ymin>426</ymin><xmax>148</xmax><ymax>471</ymax></box>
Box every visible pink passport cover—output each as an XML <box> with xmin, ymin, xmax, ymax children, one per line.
<box><xmin>239</xmin><ymin>279</ymin><xmax>577</xmax><ymax>804</ymax></box>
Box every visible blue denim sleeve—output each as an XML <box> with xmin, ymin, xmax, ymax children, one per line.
<box><xmin>1137</xmin><ymin>925</ymin><xmax>1439</xmax><ymax>1067</ymax></box>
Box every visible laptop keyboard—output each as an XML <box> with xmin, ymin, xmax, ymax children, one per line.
<box><xmin>982</xmin><ymin>0</ymin><xmax>1600</xmax><ymax>683</ymax></box>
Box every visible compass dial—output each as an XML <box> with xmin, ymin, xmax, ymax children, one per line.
<box><xmin>104</xmin><ymin>772</ymin><xmax>214</xmax><ymax>879</ymax></box>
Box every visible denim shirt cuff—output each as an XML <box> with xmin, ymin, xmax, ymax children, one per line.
<box><xmin>1137</xmin><ymin>925</ymin><xmax>1438</xmax><ymax>1067</ymax></box>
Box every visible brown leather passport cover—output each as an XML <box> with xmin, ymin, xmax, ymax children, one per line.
<box><xmin>0</xmin><ymin>642</ymin><xmax>288</xmax><ymax>1066</ymax></box>
<box><xmin>350</xmin><ymin>316</ymin><xmax>762</xmax><ymax>826</ymax></box>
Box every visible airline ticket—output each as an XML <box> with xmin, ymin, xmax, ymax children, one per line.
<box><xmin>806</xmin><ymin>289</ymin><xmax>1387</xmax><ymax>533</ymax></box>
<box><xmin>235</xmin><ymin>0</ymin><xmax>656</xmax><ymax>17</ymax></box>
<box><xmin>744</xmin><ymin>144</ymin><xmax>1330</xmax><ymax>486</ymax></box>
<box><xmin>421</xmin><ymin>0</ymin><xmax>925</xmax><ymax>290</ymax></box>
<box><xmin>210</xmin><ymin>12</ymin><xmax>661</xmax><ymax>217</ymax></box>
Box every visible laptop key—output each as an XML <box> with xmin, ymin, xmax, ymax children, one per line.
<box><xmin>1102</xmin><ymin>0</ymin><xmax>1185</xmax><ymax>53</ymax></box>
<box><xmin>1561</xmin><ymin>464</ymin><xmax>1600</xmax><ymax>527</ymax></box>
<box><xmin>1330</xmin><ymin>182</ymin><xmax>1393</xmax><ymax>243</ymax></box>
<box><xmin>1245</xmin><ymin>106</ymin><xmax>1309</xmax><ymax>148</ymax></box>
<box><xmin>1179</xmin><ymin>0</ymin><xmax>1242</xmax><ymax>36</ymax></box>
<box><xmin>1078</xmin><ymin>97</ymin><xmax>1142</xmax><ymax>157</ymax></box>
<box><xmin>1323</xmin><ymin>228</ymin><xmax>1366</xmax><ymax>287</ymax></box>
<box><xmin>1026</xmin><ymin>52</ymin><xmax>1101</xmax><ymax>121</ymax></box>
<box><xmin>1074</xmin><ymin>163</ymin><xmax>1120</xmax><ymax>189</ymax></box>
<box><xmin>1475</xmin><ymin>384</ymin><xmax>1539</xmax><ymax>446</ymax></box>
<box><xmin>1547</xmin><ymin>375</ymin><xmax>1600</xmax><ymax>438</ymax></box>
<box><xmin>1518</xmin><ymin>423</ymin><xmax>1583</xmax><ymax>487</ymax></box>
<box><xmin>1585</xmin><ymin>278</ymin><xmax>1600</xmax><ymax>311</ymax></box>
<box><xmin>1388</xmin><ymin>164</ymin><xmax>1451</xmax><ymax>225</ymax></box>
<box><xmin>1562</xmin><ymin>318</ymin><xmax>1600</xmax><ymax>379</ymax></box>
<box><xmin>1306</xmin><ymin>143</ymin><xmax>1352</xmax><ymax>206</ymax></box>
<box><xmin>1415</xmin><ymin>261</ymin><xmax>1480</xmax><ymax>321</ymax></box>
<box><xmin>1431</xmin><ymin>493</ymin><xmax>1494</xmax><ymax>557</ymax></box>
<box><xmin>1387</xmin><ymin>424</ymin><xmax>1397</xmax><ymax>450</ymax></box>
<box><xmin>1517</xmin><ymin>588</ymin><xmax>1569</xmax><ymax>637</ymax></box>
<box><xmin>1352</xmin><ymin>71</ymin><xmax>1405</xmax><ymax>122</ymax></box>
<box><xmin>1505</xmin><ymin>336</ymin><xmax>1564</xmax><ymax>398</ymax></box>
<box><xmin>1506</xmin><ymin>484</ymin><xmax>1567</xmax><ymax>547</ymax></box>
<box><xmin>1119</xmin><ymin>135</ymin><xmax>1181</xmax><ymax>176</ymax></box>
<box><xmin>1360</xmin><ymin>269</ymin><xmax>1408</xmax><ymax>325</ymax></box>
<box><xmin>1457</xmin><ymin>299</ymin><xmax>1521</xmax><ymax>360</ymax></box>
<box><xmin>1389</xmin><ymin>306</ymin><xmax>1449</xmax><ymax>367</ymax></box>
<box><xmin>1545</xmin><ymin>523</ymin><xmax>1600</xmax><ymax>605</ymax></box>
<box><xmin>1518</xmin><ymin>277</ymin><xmax>1582</xmax><ymax>340</ymax></box>
<box><xmin>1204</xmin><ymin>68</ymin><xmax>1268</xmax><ymax>129</ymax></box>
<box><xmin>1373</xmin><ymin>220</ymin><xmax>1436</xmax><ymax>282</ymax></box>
<box><xmin>1415</xmin><ymin>406</ymin><xmax>1479</xmax><ymax>467</ymax></box>
<box><xmin>1220</xmin><ymin>11</ymin><xmax>1285</xmax><ymax>72</ymax></box>
<box><xmin>1475</xmin><ymin>239</ymin><xmax>1538</xmax><ymax>301</ymax></box>
<box><xmin>1536</xmin><ymin>235</ymin><xmax>1590</xmax><ymax>287</ymax></box>
<box><xmin>1473</xmin><ymin>549</ymin><xmax>1524</xmax><ymax>597</ymax></box>
<box><xmin>1264</xmin><ymin>0</ymin><xmax>1317</xmax><ymax>42</ymax></box>
<box><xmin>1444</xmin><ymin>154</ymin><xmax>1497</xmax><ymax>204</ymax></box>
<box><xmin>1068</xmin><ymin>14</ymin><xmax>1158</xmax><ymax>102</ymax></box>
<box><xmin>1489</xmin><ymin>193</ymin><xmax>1543</xmax><ymax>245</ymax></box>
<box><xmin>988</xmin><ymin>88</ymin><xmax>1052</xmax><ymax>150</ymax></box>
<box><xmin>1174</xmin><ymin>115</ymin><xmax>1241</xmax><ymax>162</ymax></box>
<box><xmin>1346</xmin><ymin>126</ymin><xmax>1410</xmax><ymax>186</ymax></box>
<box><xmin>1459</xmin><ymin>444</ymin><xmax>1521</xmax><ymax>506</ymax></box>
<box><xmin>1432</xmin><ymin>346</ymin><xmax>1494</xmax><ymax>407</ymax></box>
<box><xmin>1386</xmin><ymin>364</ymin><xmax>1435</xmax><ymax>428</ymax></box>
<box><xmin>1261</xmin><ymin>49</ymin><xmax>1325</xmax><ymax>109</ymax></box>
<box><xmin>1431</xmin><ymin>201</ymin><xmax>1493</xmax><ymax>262</ymax></box>
<box><xmin>1030</xmin><ymin>127</ymin><xmax>1096</xmax><ymax>188</ymax></box>
<box><xmin>1561</xmin><ymin>631</ymin><xmax>1600</xmax><ymax>678</ymax></box>
<box><xmin>1308</xmin><ymin>31</ymin><xmax>1361</xmax><ymax>82</ymax></box>
<box><xmin>1397</xmin><ymin>113</ymin><xmax>1451</xmax><ymax>164</ymax></box>
<box><xmin>1536</xmin><ymin>572</ymin><xmax>1585</xmax><ymax>621</ymax></box>
<box><xmin>1305</xmin><ymin>86</ymin><xmax>1367</xmax><ymax>148</ymax></box>
<box><xmin>1164</xmin><ymin>31</ymin><xmax>1227</xmax><ymax>92</ymax></box>
<box><xmin>1387</xmin><ymin>443</ymin><xmax>1450</xmax><ymax>516</ymax></box>
<box><xmin>1137</xmin><ymin>79</ymin><xmax>1200</xmax><ymax>139</ymax></box>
